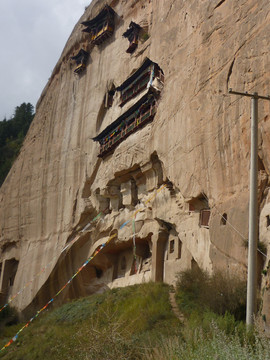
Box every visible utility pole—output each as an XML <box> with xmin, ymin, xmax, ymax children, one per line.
<box><xmin>228</xmin><ymin>89</ymin><xmax>270</xmax><ymax>326</ymax></box>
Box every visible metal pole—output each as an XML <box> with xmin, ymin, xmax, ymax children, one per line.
<box><xmin>228</xmin><ymin>89</ymin><xmax>270</xmax><ymax>326</ymax></box>
<box><xmin>246</xmin><ymin>93</ymin><xmax>258</xmax><ymax>325</ymax></box>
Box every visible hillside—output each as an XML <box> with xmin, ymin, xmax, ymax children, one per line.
<box><xmin>0</xmin><ymin>283</ymin><xmax>178</xmax><ymax>359</ymax></box>
<box><xmin>0</xmin><ymin>281</ymin><xmax>269</xmax><ymax>359</ymax></box>
<box><xmin>0</xmin><ymin>0</ymin><xmax>270</xmax><ymax>329</ymax></box>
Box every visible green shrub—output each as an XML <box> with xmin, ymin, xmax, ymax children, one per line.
<box><xmin>0</xmin><ymin>306</ymin><xmax>19</xmax><ymax>333</ymax></box>
<box><xmin>140</xmin><ymin>33</ymin><xmax>150</xmax><ymax>42</ymax></box>
<box><xmin>145</xmin><ymin>322</ymin><xmax>270</xmax><ymax>360</ymax></box>
<box><xmin>175</xmin><ymin>268</ymin><xmax>247</xmax><ymax>320</ymax></box>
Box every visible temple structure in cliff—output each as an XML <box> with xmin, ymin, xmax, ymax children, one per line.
<box><xmin>123</xmin><ymin>22</ymin><xmax>141</xmax><ymax>54</ymax></box>
<box><xmin>93</xmin><ymin>91</ymin><xmax>158</xmax><ymax>157</ymax></box>
<box><xmin>81</xmin><ymin>5</ymin><xmax>115</xmax><ymax>45</ymax></box>
<box><xmin>117</xmin><ymin>58</ymin><xmax>164</xmax><ymax>107</ymax></box>
<box><xmin>93</xmin><ymin>58</ymin><xmax>164</xmax><ymax>157</ymax></box>
<box><xmin>71</xmin><ymin>49</ymin><xmax>89</xmax><ymax>74</ymax></box>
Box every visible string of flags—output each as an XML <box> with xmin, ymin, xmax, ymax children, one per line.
<box><xmin>0</xmin><ymin>183</ymin><xmax>168</xmax><ymax>352</ymax></box>
<box><xmin>0</xmin><ymin>212</ymin><xmax>103</xmax><ymax>314</ymax></box>
<box><xmin>132</xmin><ymin>218</ymin><xmax>137</xmax><ymax>274</ymax></box>
<box><xmin>0</xmin><ymin>232</ymin><xmax>117</xmax><ymax>352</ymax></box>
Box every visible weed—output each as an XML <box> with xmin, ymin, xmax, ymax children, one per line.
<box><xmin>0</xmin><ymin>283</ymin><xmax>178</xmax><ymax>360</ymax></box>
<box><xmin>243</xmin><ymin>239</ymin><xmax>267</xmax><ymax>256</ymax></box>
<box><xmin>176</xmin><ymin>267</ymin><xmax>246</xmax><ymax>320</ymax></box>
<box><xmin>140</xmin><ymin>33</ymin><xmax>150</xmax><ymax>42</ymax></box>
<box><xmin>0</xmin><ymin>281</ymin><xmax>269</xmax><ymax>360</ymax></box>
<box><xmin>0</xmin><ymin>306</ymin><xmax>19</xmax><ymax>335</ymax></box>
<box><xmin>146</xmin><ymin>322</ymin><xmax>270</xmax><ymax>360</ymax></box>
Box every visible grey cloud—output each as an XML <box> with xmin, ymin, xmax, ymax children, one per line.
<box><xmin>0</xmin><ymin>0</ymin><xmax>90</xmax><ymax>120</ymax></box>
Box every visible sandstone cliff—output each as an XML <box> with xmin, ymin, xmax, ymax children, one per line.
<box><xmin>0</xmin><ymin>0</ymin><xmax>270</xmax><ymax>323</ymax></box>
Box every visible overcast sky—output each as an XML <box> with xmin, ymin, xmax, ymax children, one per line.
<box><xmin>0</xmin><ymin>0</ymin><xmax>91</xmax><ymax>120</ymax></box>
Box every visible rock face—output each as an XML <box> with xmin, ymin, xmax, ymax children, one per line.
<box><xmin>1</xmin><ymin>0</ymin><xmax>270</xmax><ymax>322</ymax></box>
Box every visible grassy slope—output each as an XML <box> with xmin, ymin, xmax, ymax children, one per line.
<box><xmin>0</xmin><ymin>281</ymin><xmax>270</xmax><ymax>359</ymax></box>
<box><xmin>0</xmin><ymin>283</ymin><xmax>180</xmax><ymax>360</ymax></box>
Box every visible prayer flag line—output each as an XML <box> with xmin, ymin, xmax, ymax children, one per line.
<box><xmin>0</xmin><ymin>212</ymin><xmax>103</xmax><ymax>314</ymax></box>
<box><xmin>0</xmin><ymin>233</ymin><xmax>117</xmax><ymax>352</ymax></box>
<box><xmin>0</xmin><ymin>184</ymin><xmax>167</xmax><ymax>352</ymax></box>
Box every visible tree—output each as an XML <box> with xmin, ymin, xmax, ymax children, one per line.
<box><xmin>0</xmin><ymin>103</ymin><xmax>35</xmax><ymax>186</ymax></box>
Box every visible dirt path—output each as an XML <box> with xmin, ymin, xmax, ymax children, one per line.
<box><xmin>169</xmin><ymin>290</ymin><xmax>185</xmax><ymax>322</ymax></box>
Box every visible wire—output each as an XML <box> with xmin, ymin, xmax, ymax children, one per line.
<box><xmin>165</xmin><ymin>143</ymin><xmax>267</xmax><ymax>258</ymax></box>
<box><xmin>0</xmin><ymin>183</ymin><xmax>169</xmax><ymax>352</ymax></box>
<box><xmin>0</xmin><ymin>212</ymin><xmax>103</xmax><ymax>313</ymax></box>
<box><xmin>1</xmin><ymin>89</ymin><xmax>267</xmax><ymax>352</ymax></box>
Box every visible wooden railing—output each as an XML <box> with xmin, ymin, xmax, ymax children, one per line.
<box><xmin>91</xmin><ymin>23</ymin><xmax>114</xmax><ymax>45</ymax></box>
<box><xmin>98</xmin><ymin>104</ymin><xmax>156</xmax><ymax>157</ymax></box>
<box><xmin>74</xmin><ymin>63</ymin><xmax>86</xmax><ymax>74</ymax></box>
<box><xmin>126</xmin><ymin>39</ymin><xmax>138</xmax><ymax>54</ymax></box>
<box><xmin>158</xmin><ymin>70</ymin><xmax>164</xmax><ymax>84</ymax></box>
<box><xmin>120</xmin><ymin>69</ymin><xmax>164</xmax><ymax>106</ymax></box>
<box><xmin>120</xmin><ymin>68</ymin><xmax>151</xmax><ymax>106</ymax></box>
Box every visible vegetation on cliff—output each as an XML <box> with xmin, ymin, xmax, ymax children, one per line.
<box><xmin>0</xmin><ymin>274</ymin><xmax>269</xmax><ymax>359</ymax></box>
<box><xmin>0</xmin><ymin>283</ymin><xmax>179</xmax><ymax>359</ymax></box>
<box><xmin>0</xmin><ymin>103</ymin><xmax>34</xmax><ymax>186</ymax></box>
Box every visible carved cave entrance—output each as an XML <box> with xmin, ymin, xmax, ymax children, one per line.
<box><xmin>0</xmin><ymin>258</ymin><xmax>19</xmax><ymax>304</ymax></box>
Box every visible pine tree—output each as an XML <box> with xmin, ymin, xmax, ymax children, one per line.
<box><xmin>0</xmin><ymin>103</ymin><xmax>35</xmax><ymax>186</ymax></box>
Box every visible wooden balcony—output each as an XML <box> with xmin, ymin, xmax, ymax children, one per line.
<box><xmin>81</xmin><ymin>5</ymin><xmax>115</xmax><ymax>46</ymax></box>
<box><xmin>91</xmin><ymin>24</ymin><xmax>114</xmax><ymax>45</ymax></box>
<box><xmin>120</xmin><ymin>74</ymin><xmax>149</xmax><ymax>106</ymax></box>
<box><xmin>74</xmin><ymin>63</ymin><xmax>86</xmax><ymax>74</ymax></box>
<box><xmin>126</xmin><ymin>39</ymin><xmax>138</xmax><ymax>54</ymax></box>
<box><xmin>98</xmin><ymin>104</ymin><xmax>156</xmax><ymax>158</ymax></box>
<box><xmin>119</xmin><ymin>66</ymin><xmax>164</xmax><ymax>107</ymax></box>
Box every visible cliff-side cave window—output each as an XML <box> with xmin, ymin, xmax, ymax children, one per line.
<box><xmin>123</xmin><ymin>21</ymin><xmax>141</xmax><ymax>54</ymax></box>
<box><xmin>93</xmin><ymin>91</ymin><xmax>158</xmax><ymax>158</ymax></box>
<box><xmin>9</xmin><ymin>275</ymin><xmax>15</xmax><ymax>286</ymax></box>
<box><xmin>130</xmin><ymin>258</ymin><xmax>140</xmax><ymax>275</ymax></box>
<box><xmin>116</xmin><ymin>58</ymin><xmax>164</xmax><ymax>107</ymax></box>
<box><xmin>177</xmin><ymin>239</ymin><xmax>182</xmax><ymax>259</ymax></box>
<box><xmin>120</xmin><ymin>256</ymin><xmax>126</xmax><ymax>271</ymax></box>
<box><xmin>95</xmin><ymin>188</ymin><xmax>110</xmax><ymax>213</ymax></box>
<box><xmin>71</xmin><ymin>49</ymin><xmax>89</xmax><ymax>74</ymax></box>
<box><xmin>8</xmin><ymin>259</ymin><xmax>19</xmax><ymax>287</ymax></box>
<box><xmin>221</xmin><ymin>213</ymin><xmax>227</xmax><ymax>225</ymax></box>
<box><xmin>104</xmin><ymin>84</ymin><xmax>116</xmax><ymax>108</ymax></box>
<box><xmin>189</xmin><ymin>193</ymin><xmax>209</xmax><ymax>212</ymax></box>
<box><xmin>81</xmin><ymin>5</ymin><xmax>115</xmax><ymax>46</ymax></box>
<box><xmin>0</xmin><ymin>258</ymin><xmax>19</xmax><ymax>295</ymax></box>
<box><xmin>200</xmin><ymin>209</ymin><xmax>210</xmax><ymax>228</ymax></box>
<box><xmin>191</xmin><ymin>258</ymin><xmax>200</xmax><ymax>271</ymax></box>
<box><xmin>95</xmin><ymin>267</ymin><xmax>103</xmax><ymax>278</ymax></box>
<box><xmin>188</xmin><ymin>194</ymin><xmax>210</xmax><ymax>227</ymax></box>
<box><xmin>267</xmin><ymin>215</ymin><xmax>270</xmax><ymax>228</ymax></box>
<box><xmin>169</xmin><ymin>239</ymin><xmax>175</xmax><ymax>253</ymax></box>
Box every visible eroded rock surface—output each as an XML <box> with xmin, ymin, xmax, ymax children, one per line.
<box><xmin>0</xmin><ymin>0</ymin><xmax>270</xmax><ymax>323</ymax></box>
